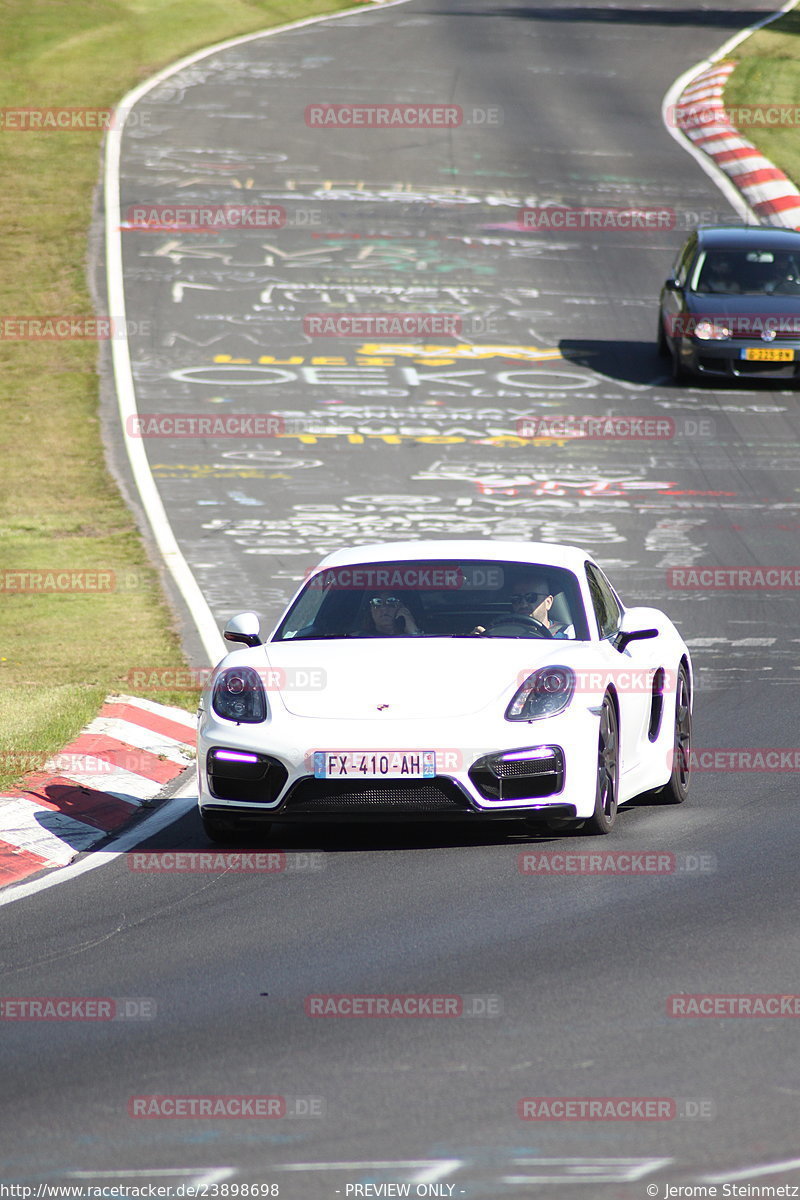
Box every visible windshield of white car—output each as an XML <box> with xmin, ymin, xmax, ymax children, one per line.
<box><xmin>272</xmin><ymin>560</ymin><xmax>590</xmax><ymax>641</ymax></box>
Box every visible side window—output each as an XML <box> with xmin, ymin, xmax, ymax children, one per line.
<box><xmin>673</xmin><ymin>236</ymin><xmax>696</xmax><ymax>286</ymax></box>
<box><xmin>585</xmin><ymin>563</ymin><xmax>622</xmax><ymax>639</ymax></box>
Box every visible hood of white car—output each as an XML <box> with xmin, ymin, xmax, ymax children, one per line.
<box><xmin>253</xmin><ymin>637</ymin><xmax>590</xmax><ymax>720</ymax></box>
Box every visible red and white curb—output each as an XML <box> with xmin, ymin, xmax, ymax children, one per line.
<box><xmin>0</xmin><ymin>694</ymin><xmax>196</xmax><ymax>889</ymax></box>
<box><xmin>671</xmin><ymin>60</ymin><xmax>800</xmax><ymax>228</ymax></box>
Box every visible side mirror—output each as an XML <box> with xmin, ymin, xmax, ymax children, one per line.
<box><xmin>663</xmin><ymin>278</ymin><xmax>681</xmax><ymax>292</ymax></box>
<box><xmin>223</xmin><ymin>612</ymin><xmax>262</xmax><ymax>648</ymax></box>
<box><xmin>615</xmin><ymin>628</ymin><xmax>658</xmax><ymax>654</ymax></box>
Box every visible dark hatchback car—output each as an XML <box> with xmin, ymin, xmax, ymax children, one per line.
<box><xmin>658</xmin><ymin>225</ymin><xmax>800</xmax><ymax>383</ymax></box>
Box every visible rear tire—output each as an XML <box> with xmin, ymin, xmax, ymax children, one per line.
<box><xmin>656</xmin><ymin>664</ymin><xmax>692</xmax><ymax>804</ymax></box>
<box><xmin>582</xmin><ymin>695</ymin><xmax>619</xmax><ymax>836</ymax></box>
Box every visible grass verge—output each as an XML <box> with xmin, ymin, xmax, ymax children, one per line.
<box><xmin>0</xmin><ymin>0</ymin><xmax>356</xmax><ymax>792</ymax></box>
<box><xmin>723</xmin><ymin>8</ymin><xmax>800</xmax><ymax>190</ymax></box>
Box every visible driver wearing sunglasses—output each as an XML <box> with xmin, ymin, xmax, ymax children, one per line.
<box><xmin>470</xmin><ymin>575</ymin><xmax>574</xmax><ymax>637</ymax></box>
<box><xmin>509</xmin><ymin>577</ymin><xmax>574</xmax><ymax>638</ymax></box>
<box><xmin>366</xmin><ymin>592</ymin><xmax>422</xmax><ymax>636</ymax></box>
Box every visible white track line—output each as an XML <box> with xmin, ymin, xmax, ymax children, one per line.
<box><xmin>103</xmin><ymin>0</ymin><xmax>414</xmax><ymax>667</ymax></box>
<box><xmin>702</xmin><ymin>1156</ymin><xmax>800</xmax><ymax>1184</ymax></box>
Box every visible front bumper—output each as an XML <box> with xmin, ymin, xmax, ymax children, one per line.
<box><xmin>679</xmin><ymin>338</ymin><xmax>800</xmax><ymax>380</ymax></box>
<box><xmin>197</xmin><ymin>709</ymin><xmax>599</xmax><ymax>823</ymax></box>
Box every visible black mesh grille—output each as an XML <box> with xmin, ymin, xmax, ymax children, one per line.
<box><xmin>281</xmin><ymin>777</ymin><xmax>470</xmax><ymax>814</ymax></box>
<box><xmin>469</xmin><ymin>748</ymin><xmax>564</xmax><ymax>801</ymax></box>
<box><xmin>494</xmin><ymin>757</ymin><xmax>560</xmax><ymax>779</ymax></box>
<box><xmin>207</xmin><ymin>752</ymin><xmax>288</xmax><ymax>805</ymax></box>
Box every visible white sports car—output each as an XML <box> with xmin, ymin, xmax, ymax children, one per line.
<box><xmin>197</xmin><ymin>540</ymin><xmax>693</xmax><ymax>842</ymax></box>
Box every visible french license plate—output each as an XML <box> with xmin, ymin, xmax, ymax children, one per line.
<box><xmin>742</xmin><ymin>347</ymin><xmax>795</xmax><ymax>362</ymax></box>
<box><xmin>314</xmin><ymin>750</ymin><xmax>436</xmax><ymax>779</ymax></box>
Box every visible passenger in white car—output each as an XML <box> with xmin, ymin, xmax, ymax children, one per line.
<box><xmin>365</xmin><ymin>592</ymin><xmax>423</xmax><ymax>636</ymax></box>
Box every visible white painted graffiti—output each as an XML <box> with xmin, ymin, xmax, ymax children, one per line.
<box><xmin>644</xmin><ymin>518</ymin><xmax>708</xmax><ymax>566</ymax></box>
<box><xmin>249</xmin><ymin>283</ymin><xmax>513</xmax><ymax>307</ymax></box>
<box><xmin>149</xmin><ymin>241</ymin><xmax>240</xmax><ymax>265</ymax></box>
<box><xmin>218</xmin><ymin>451</ymin><xmax>323</xmax><ymax>468</ymax></box>
<box><xmin>164</xmin><ymin>364</ymin><xmax>592</xmax><ymax>394</ymax></box>
<box><xmin>212</xmin><ymin>407</ymin><xmax>579</xmax><ymax>446</ymax></box>
<box><xmin>293</xmin><ymin>181</ymin><xmax>522</xmax><ymax>206</ymax></box>
<box><xmin>538</xmin><ymin>519</ymin><xmax>626</xmax><ymax>544</ymax></box>
<box><xmin>656</xmin><ymin>398</ymin><xmax>789</xmax><ymax>414</ymax></box>
<box><xmin>412</xmin><ymin>462</ymin><xmax>677</xmax><ymax>496</ymax></box>
<box><xmin>200</xmin><ymin>495</ymin><xmax>631</xmax><ymax>555</ymax></box>
<box><xmin>265</xmin><ymin>404</ymin><xmax>570</xmax><ymax>421</ymax></box>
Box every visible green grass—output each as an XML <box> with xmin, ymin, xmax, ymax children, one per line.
<box><xmin>724</xmin><ymin>8</ymin><xmax>800</xmax><ymax>190</ymax></box>
<box><xmin>0</xmin><ymin>0</ymin><xmax>356</xmax><ymax>791</ymax></box>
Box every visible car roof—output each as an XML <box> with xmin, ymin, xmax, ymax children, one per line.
<box><xmin>693</xmin><ymin>225</ymin><xmax>800</xmax><ymax>250</ymax></box>
<box><xmin>313</xmin><ymin>540</ymin><xmax>593</xmax><ymax>573</ymax></box>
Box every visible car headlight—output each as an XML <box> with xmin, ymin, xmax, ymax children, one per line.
<box><xmin>693</xmin><ymin>318</ymin><xmax>731</xmax><ymax>341</ymax></box>
<box><xmin>506</xmin><ymin>666</ymin><xmax>575</xmax><ymax>721</ymax></box>
<box><xmin>212</xmin><ymin>666</ymin><xmax>268</xmax><ymax>723</ymax></box>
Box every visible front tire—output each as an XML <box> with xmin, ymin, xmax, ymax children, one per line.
<box><xmin>582</xmin><ymin>695</ymin><xmax>619</xmax><ymax>835</ymax></box>
<box><xmin>670</xmin><ymin>342</ymin><xmax>686</xmax><ymax>383</ymax></box>
<box><xmin>657</xmin><ymin>315</ymin><xmax>669</xmax><ymax>357</ymax></box>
